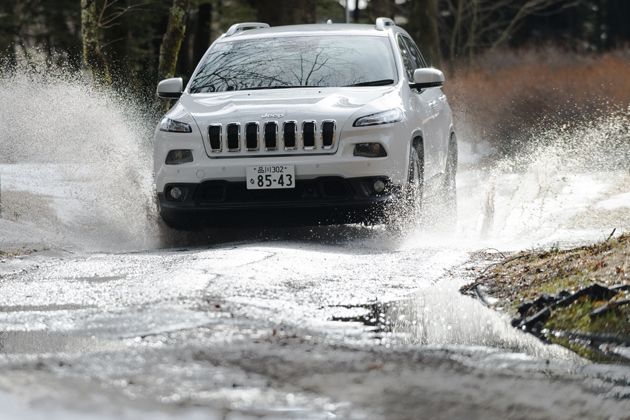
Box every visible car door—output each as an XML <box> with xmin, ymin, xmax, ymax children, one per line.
<box><xmin>396</xmin><ymin>34</ymin><xmax>442</xmax><ymax>180</ymax></box>
<box><xmin>403</xmin><ymin>36</ymin><xmax>449</xmax><ymax>159</ymax></box>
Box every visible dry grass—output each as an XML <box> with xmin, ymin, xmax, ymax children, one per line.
<box><xmin>472</xmin><ymin>233</ymin><xmax>630</xmax><ymax>311</ymax></box>
<box><xmin>445</xmin><ymin>47</ymin><xmax>630</xmax><ymax>155</ymax></box>
<box><xmin>464</xmin><ymin>233</ymin><xmax>630</xmax><ymax>363</ymax></box>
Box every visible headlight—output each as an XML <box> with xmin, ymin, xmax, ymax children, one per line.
<box><xmin>159</xmin><ymin>117</ymin><xmax>192</xmax><ymax>133</ymax></box>
<box><xmin>353</xmin><ymin>108</ymin><xmax>403</xmax><ymax>127</ymax></box>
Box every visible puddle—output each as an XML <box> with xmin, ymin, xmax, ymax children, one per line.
<box><xmin>331</xmin><ymin>301</ymin><xmax>412</xmax><ymax>335</ymax></box>
<box><xmin>329</xmin><ymin>286</ymin><xmax>585</xmax><ymax>364</ymax></box>
<box><xmin>0</xmin><ymin>332</ymin><xmax>122</xmax><ymax>355</ymax></box>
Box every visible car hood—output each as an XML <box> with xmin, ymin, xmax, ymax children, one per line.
<box><xmin>180</xmin><ymin>86</ymin><xmax>398</xmax><ymax>126</ymax></box>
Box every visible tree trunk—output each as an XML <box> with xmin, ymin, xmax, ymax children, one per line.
<box><xmin>255</xmin><ymin>0</ymin><xmax>287</xmax><ymax>26</ymax></box>
<box><xmin>366</xmin><ymin>0</ymin><xmax>392</xmax><ymax>21</ymax></box>
<box><xmin>468</xmin><ymin>0</ymin><xmax>478</xmax><ymax>67</ymax></box>
<box><xmin>255</xmin><ymin>0</ymin><xmax>316</xmax><ymax>26</ymax></box>
<box><xmin>290</xmin><ymin>0</ymin><xmax>316</xmax><ymax>24</ymax></box>
<box><xmin>448</xmin><ymin>0</ymin><xmax>464</xmax><ymax>74</ymax></box>
<box><xmin>596</xmin><ymin>0</ymin><xmax>604</xmax><ymax>50</ymax></box>
<box><xmin>158</xmin><ymin>0</ymin><xmax>191</xmax><ymax>82</ymax></box>
<box><xmin>81</xmin><ymin>0</ymin><xmax>111</xmax><ymax>87</ymax></box>
<box><xmin>193</xmin><ymin>2</ymin><xmax>212</xmax><ymax>65</ymax></box>
<box><xmin>407</xmin><ymin>0</ymin><xmax>441</xmax><ymax>67</ymax></box>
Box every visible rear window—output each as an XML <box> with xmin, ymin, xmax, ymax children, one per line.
<box><xmin>189</xmin><ymin>35</ymin><xmax>398</xmax><ymax>93</ymax></box>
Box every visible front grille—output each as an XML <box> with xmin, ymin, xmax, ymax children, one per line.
<box><xmin>264</xmin><ymin>122</ymin><xmax>278</xmax><ymax>150</ymax></box>
<box><xmin>207</xmin><ymin>119</ymin><xmax>336</xmax><ymax>154</ymax></box>
<box><xmin>227</xmin><ymin>123</ymin><xmax>240</xmax><ymax>151</ymax></box>
<box><xmin>283</xmin><ymin>121</ymin><xmax>297</xmax><ymax>150</ymax></box>
<box><xmin>302</xmin><ymin>121</ymin><xmax>316</xmax><ymax>149</ymax></box>
<box><xmin>209</xmin><ymin>125</ymin><xmax>222</xmax><ymax>151</ymax></box>
<box><xmin>245</xmin><ymin>122</ymin><xmax>259</xmax><ymax>150</ymax></box>
<box><xmin>321</xmin><ymin>120</ymin><xmax>336</xmax><ymax>149</ymax></box>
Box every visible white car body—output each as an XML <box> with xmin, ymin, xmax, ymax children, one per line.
<box><xmin>154</xmin><ymin>19</ymin><xmax>455</xmax><ymax>229</ymax></box>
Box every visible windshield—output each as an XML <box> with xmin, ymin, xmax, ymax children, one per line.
<box><xmin>188</xmin><ymin>35</ymin><xmax>398</xmax><ymax>93</ymax></box>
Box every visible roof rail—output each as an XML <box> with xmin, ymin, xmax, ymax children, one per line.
<box><xmin>375</xmin><ymin>17</ymin><xmax>395</xmax><ymax>31</ymax></box>
<box><xmin>225</xmin><ymin>22</ymin><xmax>270</xmax><ymax>37</ymax></box>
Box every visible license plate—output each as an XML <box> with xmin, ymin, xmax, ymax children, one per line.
<box><xmin>246</xmin><ymin>165</ymin><xmax>295</xmax><ymax>189</ymax></box>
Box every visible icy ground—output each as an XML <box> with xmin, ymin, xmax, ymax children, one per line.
<box><xmin>1</xmin><ymin>163</ymin><xmax>630</xmax><ymax>419</ymax></box>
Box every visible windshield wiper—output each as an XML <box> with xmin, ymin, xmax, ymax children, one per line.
<box><xmin>239</xmin><ymin>85</ymin><xmax>323</xmax><ymax>91</ymax></box>
<box><xmin>344</xmin><ymin>79</ymin><xmax>395</xmax><ymax>87</ymax></box>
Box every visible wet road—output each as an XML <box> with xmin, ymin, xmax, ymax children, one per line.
<box><xmin>2</xmin><ymin>227</ymin><xmax>630</xmax><ymax>420</ymax></box>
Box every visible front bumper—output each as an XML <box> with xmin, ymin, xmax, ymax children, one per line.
<box><xmin>158</xmin><ymin>176</ymin><xmax>399</xmax><ymax>228</ymax></box>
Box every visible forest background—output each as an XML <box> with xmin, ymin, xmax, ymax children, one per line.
<box><xmin>1</xmin><ymin>0</ymin><xmax>630</xmax><ymax>155</ymax></box>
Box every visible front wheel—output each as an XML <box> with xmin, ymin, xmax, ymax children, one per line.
<box><xmin>407</xmin><ymin>140</ymin><xmax>424</xmax><ymax>217</ymax></box>
<box><xmin>386</xmin><ymin>139</ymin><xmax>424</xmax><ymax>230</ymax></box>
<box><xmin>418</xmin><ymin>132</ymin><xmax>457</xmax><ymax>232</ymax></box>
<box><xmin>443</xmin><ymin>132</ymin><xmax>457</xmax><ymax>217</ymax></box>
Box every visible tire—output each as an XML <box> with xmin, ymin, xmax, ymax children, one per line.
<box><xmin>408</xmin><ymin>140</ymin><xmax>424</xmax><ymax>213</ymax></box>
<box><xmin>399</xmin><ymin>138</ymin><xmax>424</xmax><ymax>225</ymax></box>
<box><xmin>384</xmin><ymin>139</ymin><xmax>424</xmax><ymax>230</ymax></box>
<box><xmin>441</xmin><ymin>132</ymin><xmax>458</xmax><ymax>224</ymax></box>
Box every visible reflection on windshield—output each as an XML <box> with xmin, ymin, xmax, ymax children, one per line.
<box><xmin>189</xmin><ymin>36</ymin><xmax>397</xmax><ymax>93</ymax></box>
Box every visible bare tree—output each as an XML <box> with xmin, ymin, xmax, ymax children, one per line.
<box><xmin>490</xmin><ymin>0</ymin><xmax>580</xmax><ymax>49</ymax></box>
<box><xmin>366</xmin><ymin>0</ymin><xmax>393</xmax><ymax>20</ymax></box>
<box><xmin>438</xmin><ymin>0</ymin><xmax>579</xmax><ymax>66</ymax></box>
<box><xmin>81</xmin><ymin>0</ymin><xmax>151</xmax><ymax>87</ymax></box>
<box><xmin>408</xmin><ymin>0</ymin><xmax>441</xmax><ymax>67</ymax></box>
<box><xmin>253</xmin><ymin>0</ymin><xmax>317</xmax><ymax>26</ymax></box>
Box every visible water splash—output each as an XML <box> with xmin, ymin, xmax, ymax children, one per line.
<box><xmin>456</xmin><ymin>108</ymin><xmax>630</xmax><ymax>250</ymax></box>
<box><xmin>0</xmin><ymin>61</ymin><xmax>161</xmax><ymax>251</ymax></box>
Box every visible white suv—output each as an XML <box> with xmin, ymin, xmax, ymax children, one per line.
<box><xmin>154</xmin><ymin>18</ymin><xmax>456</xmax><ymax>229</ymax></box>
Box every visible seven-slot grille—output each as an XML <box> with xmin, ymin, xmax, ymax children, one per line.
<box><xmin>209</xmin><ymin>124</ymin><xmax>222</xmax><ymax>151</ymax></box>
<box><xmin>302</xmin><ymin>121</ymin><xmax>316</xmax><ymax>149</ymax></box>
<box><xmin>283</xmin><ymin>121</ymin><xmax>297</xmax><ymax>149</ymax></box>
<box><xmin>227</xmin><ymin>123</ymin><xmax>240</xmax><ymax>151</ymax></box>
<box><xmin>245</xmin><ymin>122</ymin><xmax>259</xmax><ymax>150</ymax></box>
<box><xmin>264</xmin><ymin>122</ymin><xmax>278</xmax><ymax>150</ymax></box>
<box><xmin>321</xmin><ymin>120</ymin><xmax>336</xmax><ymax>149</ymax></box>
<box><xmin>207</xmin><ymin>120</ymin><xmax>336</xmax><ymax>153</ymax></box>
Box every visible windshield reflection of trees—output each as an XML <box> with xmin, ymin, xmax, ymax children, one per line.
<box><xmin>189</xmin><ymin>38</ymin><xmax>393</xmax><ymax>93</ymax></box>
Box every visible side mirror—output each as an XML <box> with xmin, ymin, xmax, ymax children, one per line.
<box><xmin>410</xmin><ymin>68</ymin><xmax>445</xmax><ymax>90</ymax></box>
<box><xmin>157</xmin><ymin>78</ymin><xmax>183</xmax><ymax>99</ymax></box>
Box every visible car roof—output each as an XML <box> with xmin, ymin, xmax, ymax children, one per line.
<box><xmin>216</xmin><ymin>23</ymin><xmax>398</xmax><ymax>43</ymax></box>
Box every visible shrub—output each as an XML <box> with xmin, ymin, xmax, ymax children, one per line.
<box><xmin>446</xmin><ymin>47</ymin><xmax>630</xmax><ymax>156</ymax></box>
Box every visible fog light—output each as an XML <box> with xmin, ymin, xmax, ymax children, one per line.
<box><xmin>353</xmin><ymin>143</ymin><xmax>387</xmax><ymax>157</ymax></box>
<box><xmin>373</xmin><ymin>180</ymin><xmax>385</xmax><ymax>193</ymax></box>
<box><xmin>170</xmin><ymin>187</ymin><xmax>182</xmax><ymax>199</ymax></box>
<box><xmin>166</xmin><ymin>149</ymin><xmax>193</xmax><ymax>165</ymax></box>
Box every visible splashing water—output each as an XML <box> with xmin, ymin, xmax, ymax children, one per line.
<box><xmin>455</xmin><ymin>109</ymin><xmax>630</xmax><ymax>250</ymax></box>
<box><xmin>0</xmin><ymin>62</ymin><xmax>161</xmax><ymax>251</ymax></box>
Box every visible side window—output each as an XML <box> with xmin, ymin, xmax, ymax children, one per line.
<box><xmin>396</xmin><ymin>35</ymin><xmax>415</xmax><ymax>81</ymax></box>
<box><xmin>403</xmin><ymin>36</ymin><xmax>427</xmax><ymax>69</ymax></box>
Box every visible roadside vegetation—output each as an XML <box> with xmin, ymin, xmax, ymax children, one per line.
<box><xmin>446</xmin><ymin>47</ymin><xmax>630</xmax><ymax>157</ymax></box>
<box><xmin>462</xmin><ymin>232</ymin><xmax>630</xmax><ymax>363</ymax></box>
